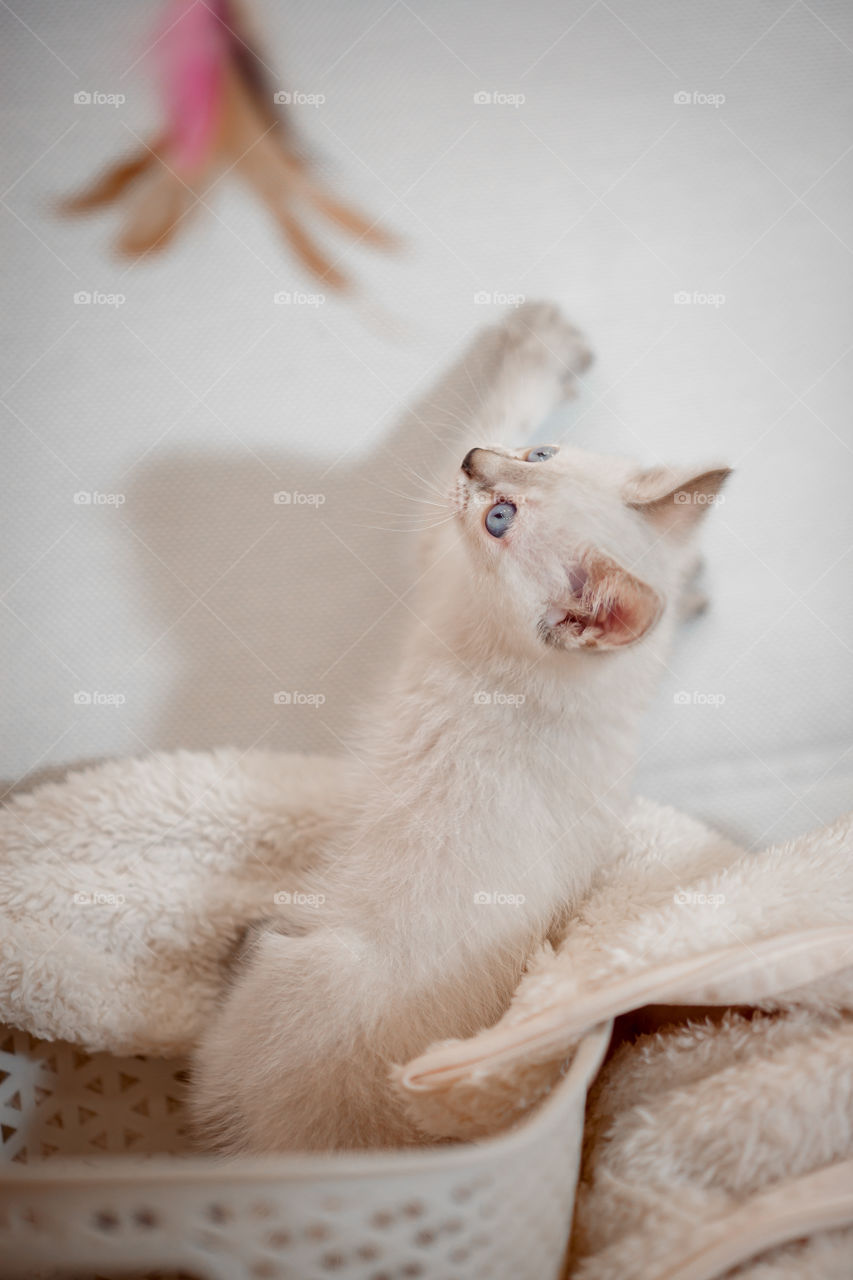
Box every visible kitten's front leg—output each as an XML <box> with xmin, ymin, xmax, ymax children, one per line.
<box><xmin>402</xmin><ymin>303</ymin><xmax>593</xmax><ymax>472</ymax></box>
<box><xmin>475</xmin><ymin>301</ymin><xmax>594</xmax><ymax>449</ymax></box>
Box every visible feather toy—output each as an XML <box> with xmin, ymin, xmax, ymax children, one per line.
<box><xmin>61</xmin><ymin>0</ymin><xmax>396</xmax><ymax>288</ymax></box>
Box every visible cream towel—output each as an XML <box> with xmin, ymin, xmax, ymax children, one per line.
<box><xmin>396</xmin><ymin>800</ymin><xmax>853</xmax><ymax>1140</ymax></box>
<box><xmin>0</xmin><ymin>749</ymin><xmax>357</xmax><ymax>1054</ymax></box>
<box><xmin>570</xmin><ymin>1009</ymin><xmax>853</xmax><ymax>1279</ymax></box>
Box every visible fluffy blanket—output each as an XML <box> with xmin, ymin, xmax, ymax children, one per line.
<box><xmin>569</xmin><ymin>1008</ymin><xmax>853</xmax><ymax>1279</ymax></box>
<box><xmin>0</xmin><ymin>749</ymin><xmax>358</xmax><ymax>1054</ymax></box>
<box><xmin>396</xmin><ymin>800</ymin><xmax>853</xmax><ymax>1136</ymax></box>
<box><xmin>2</xmin><ymin>751</ymin><xmax>852</xmax><ymax>1278</ymax></box>
<box><xmin>392</xmin><ymin>798</ymin><xmax>853</xmax><ymax>1279</ymax></box>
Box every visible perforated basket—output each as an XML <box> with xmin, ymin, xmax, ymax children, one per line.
<box><xmin>0</xmin><ymin>1020</ymin><xmax>611</xmax><ymax>1280</ymax></box>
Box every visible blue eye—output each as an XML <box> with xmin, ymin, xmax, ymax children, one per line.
<box><xmin>526</xmin><ymin>445</ymin><xmax>558</xmax><ymax>462</ymax></box>
<box><xmin>485</xmin><ymin>501</ymin><xmax>517</xmax><ymax>538</ymax></box>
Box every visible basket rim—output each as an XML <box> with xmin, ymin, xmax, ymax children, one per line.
<box><xmin>0</xmin><ymin>1021</ymin><xmax>612</xmax><ymax>1186</ymax></box>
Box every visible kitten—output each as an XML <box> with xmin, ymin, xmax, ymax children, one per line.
<box><xmin>191</xmin><ymin>302</ymin><xmax>729</xmax><ymax>1152</ymax></box>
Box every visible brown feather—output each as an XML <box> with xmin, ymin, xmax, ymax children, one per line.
<box><xmin>275</xmin><ymin>209</ymin><xmax>349</xmax><ymax>291</ymax></box>
<box><xmin>304</xmin><ymin>182</ymin><xmax>399</xmax><ymax>251</ymax></box>
<box><xmin>116</xmin><ymin>166</ymin><xmax>195</xmax><ymax>258</ymax></box>
<box><xmin>59</xmin><ymin>145</ymin><xmax>159</xmax><ymax>214</ymax></box>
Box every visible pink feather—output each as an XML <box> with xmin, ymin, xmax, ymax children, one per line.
<box><xmin>155</xmin><ymin>0</ymin><xmax>230</xmax><ymax>175</ymax></box>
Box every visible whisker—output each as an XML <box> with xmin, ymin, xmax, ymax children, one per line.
<box><xmin>394</xmin><ymin>459</ymin><xmax>451</xmax><ymax>500</ymax></box>
<box><xmin>383</xmin><ymin>452</ymin><xmax>450</xmax><ymax>500</ymax></box>
<box><xmin>462</xmin><ymin>357</ymin><xmax>489</xmax><ymax>413</ymax></box>
<box><xmin>353</xmin><ymin>513</ymin><xmax>457</xmax><ymax>534</ymax></box>
<box><xmin>363</xmin><ymin>477</ymin><xmax>448</xmax><ymax>508</ymax></box>
<box><xmin>363</xmin><ymin>507</ymin><xmax>453</xmax><ymax>524</ymax></box>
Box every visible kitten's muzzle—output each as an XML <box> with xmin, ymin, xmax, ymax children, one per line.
<box><xmin>461</xmin><ymin>447</ymin><xmax>528</xmax><ymax>488</ymax></box>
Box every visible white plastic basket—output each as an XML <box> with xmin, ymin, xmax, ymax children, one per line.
<box><xmin>0</xmin><ymin>1020</ymin><xmax>611</xmax><ymax>1280</ymax></box>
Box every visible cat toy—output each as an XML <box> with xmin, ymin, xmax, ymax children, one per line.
<box><xmin>60</xmin><ymin>0</ymin><xmax>396</xmax><ymax>289</ymax></box>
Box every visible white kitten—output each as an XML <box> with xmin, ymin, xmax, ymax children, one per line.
<box><xmin>191</xmin><ymin>303</ymin><xmax>729</xmax><ymax>1152</ymax></box>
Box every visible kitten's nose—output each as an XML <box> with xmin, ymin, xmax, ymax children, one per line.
<box><xmin>461</xmin><ymin>446</ymin><xmax>531</xmax><ymax>488</ymax></box>
<box><xmin>461</xmin><ymin>447</ymin><xmax>488</xmax><ymax>478</ymax></box>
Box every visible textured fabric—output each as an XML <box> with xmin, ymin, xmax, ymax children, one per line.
<box><xmin>397</xmin><ymin>797</ymin><xmax>853</xmax><ymax>1137</ymax></box>
<box><xmin>0</xmin><ymin>748</ymin><xmax>358</xmax><ymax>1054</ymax></box>
<box><xmin>570</xmin><ymin>1010</ymin><xmax>853</xmax><ymax>1279</ymax></box>
<box><xmin>3</xmin><ymin>0</ymin><xmax>852</xmax><ymax>849</ymax></box>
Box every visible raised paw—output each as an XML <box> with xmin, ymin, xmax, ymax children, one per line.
<box><xmin>501</xmin><ymin>300</ymin><xmax>594</xmax><ymax>395</ymax></box>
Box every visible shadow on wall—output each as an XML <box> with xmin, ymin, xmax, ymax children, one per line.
<box><xmin>119</xmin><ymin>321</ymin><xmax>522</xmax><ymax>761</ymax></box>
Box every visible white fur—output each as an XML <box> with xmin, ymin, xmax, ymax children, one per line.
<box><xmin>191</xmin><ymin>303</ymin><xmax>729</xmax><ymax>1152</ymax></box>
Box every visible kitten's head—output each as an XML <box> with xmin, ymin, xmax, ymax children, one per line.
<box><xmin>441</xmin><ymin>442</ymin><xmax>729</xmax><ymax>660</ymax></box>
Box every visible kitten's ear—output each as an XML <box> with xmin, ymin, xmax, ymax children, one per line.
<box><xmin>624</xmin><ymin>465</ymin><xmax>731</xmax><ymax>537</ymax></box>
<box><xmin>545</xmin><ymin>549</ymin><xmax>663</xmax><ymax>651</ymax></box>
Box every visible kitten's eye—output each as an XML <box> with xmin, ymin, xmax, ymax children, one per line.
<box><xmin>526</xmin><ymin>445</ymin><xmax>558</xmax><ymax>463</ymax></box>
<box><xmin>485</xmin><ymin>501</ymin><xmax>517</xmax><ymax>538</ymax></box>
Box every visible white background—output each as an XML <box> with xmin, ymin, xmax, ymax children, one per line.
<box><xmin>3</xmin><ymin>0</ymin><xmax>852</xmax><ymax>848</ymax></box>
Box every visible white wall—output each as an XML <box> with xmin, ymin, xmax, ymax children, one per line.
<box><xmin>3</xmin><ymin>0</ymin><xmax>852</xmax><ymax>846</ymax></box>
